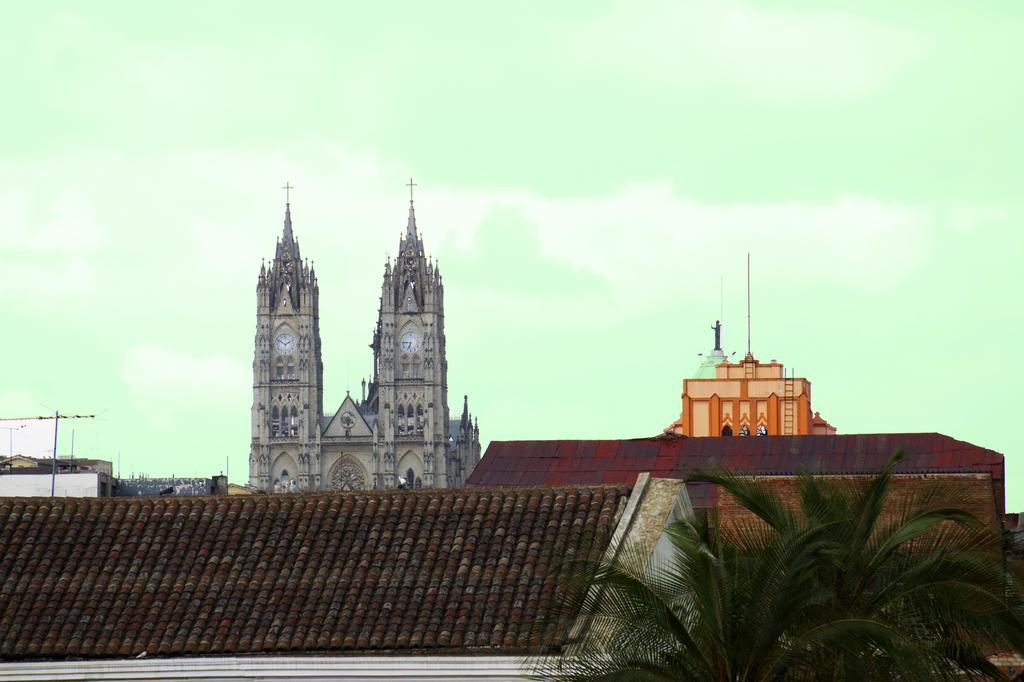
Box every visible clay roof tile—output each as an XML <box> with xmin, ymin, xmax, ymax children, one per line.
<box><xmin>0</xmin><ymin>485</ymin><xmax>629</xmax><ymax>660</ymax></box>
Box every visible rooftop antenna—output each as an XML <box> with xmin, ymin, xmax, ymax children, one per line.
<box><xmin>1</xmin><ymin>423</ymin><xmax>25</xmax><ymax>457</ymax></box>
<box><xmin>746</xmin><ymin>252</ymin><xmax>752</xmax><ymax>355</ymax></box>
<box><xmin>0</xmin><ymin>412</ymin><xmax>98</xmax><ymax>496</ymax></box>
<box><xmin>52</xmin><ymin>413</ymin><xmax>95</xmax><ymax>494</ymax></box>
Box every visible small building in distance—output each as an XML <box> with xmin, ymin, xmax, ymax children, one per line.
<box><xmin>0</xmin><ymin>458</ymin><xmax>236</xmax><ymax>498</ymax></box>
<box><xmin>227</xmin><ymin>481</ymin><xmax>263</xmax><ymax>495</ymax></box>
<box><xmin>665</xmin><ymin>321</ymin><xmax>836</xmax><ymax>437</ymax></box>
<box><xmin>0</xmin><ymin>455</ymin><xmax>115</xmax><ymax>497</ymax></box>
<box><xmin>114</xmin><ymin>475</ymin><xmax>228</xmax><ymax>497</ymax></box>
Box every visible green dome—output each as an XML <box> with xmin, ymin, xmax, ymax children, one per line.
<box><xmin>693</xmin><ymin>349</ymin><xmax>727</xmax><ymax>379</ymax></box>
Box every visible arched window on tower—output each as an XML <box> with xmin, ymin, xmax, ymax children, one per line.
<box><xmin>416</xmin><ymin>405</ymin><xmax>424</xmax><ymax>435</ymax></box>
<box><xmin>412</xmin><ymin>356</ymin><xmax>422</xmax><ymax>378</ymax></box>
<box><xmin>414</xmin><ymin>477</ymin><xmax>422</xmax><ymax>488</ymax></box>
<box><xmin>397</xmin><ymin>405</ymin><xmax>406</xmax><ymax>434</ymax></box>
<box><xmin>271</xmin><ymin>406</ymin><xmax>280</xmax><ymax>436</ymax></box>
<box><xmin>290</xmin><ymin>406</ymin><xmax>299</xmax><ymax>436</ymax></box>
<box><xmin>721</xmin><ymin>424</ymin><xmax>733</xmax><ymax>437</ymax></box>
<box><xmin>406</xmin><ymin>467</ymin><xmax>415</xmax><ymax>489</ymax></box>
<box><xmin>276</xmin><ymin>357</ymin><xmax>285</xmax><ymax>381</ymax></box>
<box><xmin>287</xmin><ymin>359</ymin><xmax>295</xmax><ymax>380</ymax></box>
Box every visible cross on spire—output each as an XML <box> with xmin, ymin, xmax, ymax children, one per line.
<box><xmin>280</xmin><ymin>182</ymin><xmax>295</xmax><ymax>247</ymax></box>
<box><xmin>406</xmin><ymin>178</ymin><xmax>417</xmax><ymax>204</ymax></box>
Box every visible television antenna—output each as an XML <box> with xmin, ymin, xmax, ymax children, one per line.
<box><xmin>0</xmin><ymin>413</ymin><xmax>97</xmax><ymax>495</ymax></box>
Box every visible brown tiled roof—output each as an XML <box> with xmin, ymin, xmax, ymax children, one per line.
<box><xmin>0</xmin><ymin>486</ymin><xmax>630</xmax><ymax>661</ymax></box>
<box><xmin>468</xmin><ymin>433</ymin><xmax>1006</xmax><ymax>516</ymax></box>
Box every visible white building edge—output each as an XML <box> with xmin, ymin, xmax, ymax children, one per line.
<box><xmin>0</xmin><ymin>655</ymin><xmax>533</xmax><ymax>681</ymax></box>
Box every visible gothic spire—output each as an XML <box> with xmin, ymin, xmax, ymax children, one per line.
<box><xmin>277</xmin><ymin>182</ymin><xmax>299</xmax><ymax>260</ymax></box>
<box><xmin>283</xmin><ymin>202</ymin><xmax>294</xmax><ymax>243</ymax></box>
<box><xmin>275</xmin><ymin>199</ymin><xmax>301</xmax><ymax>262</ymax></box>
<box><xmin>405</xmin><ymin>177</ymin><xmax>419</xmax><ymax>242</ymax></box>
<box><xmin>406</xmin><ymin>199</ymin><xmax>417</xmax><ymax>239</ymax></box>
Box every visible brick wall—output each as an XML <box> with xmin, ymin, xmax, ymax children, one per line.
<box><xmin>713</xmin><ymin>473</ymin><xmax>998</xmax><ymax>528</ymax></box>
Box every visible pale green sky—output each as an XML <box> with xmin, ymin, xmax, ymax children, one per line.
<box><xmin>2</xmin><ymin>2</ymin><xmax>1022</xmax><ymax>504</ymax></box>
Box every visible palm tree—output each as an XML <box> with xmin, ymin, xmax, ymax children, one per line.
<box><xmin>532</xmin><ymin>453</ymin><xmax>1024</xmax><ymax>681</ymax></box>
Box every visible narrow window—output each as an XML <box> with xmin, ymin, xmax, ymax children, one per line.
<box><xmin>287</xmin><ymin>360</ymin><xmax>295</xmax><ymax>380</ymax></box>
<box><xmin>406</xmin><ymin>467</ymin><xmax>415</xmax><ymax>488</ymax></box>
<box><xmin>721</xmin><ymin>424</ymin><xmax>732</xmax><ymax>437</ymax></box>
<box><xmin>271</xmin><ymin>406</ymin><xmax>280</xmax><ymax>436</ymax></box>
<box><xmin>397</xmin><ymin>405</ymin><xmax>405</xmax><ymax>434</ymax></box>
<box><xmin>276</xmin><ymin>358</ymin><xmax>284</xmax><ymax>380</ymax></box>
<box><xmin>290</xmin><ymin>406</ymin><xmax>299</xmax><ymax>436</ymax></box>
<box><xmin>414</xmin><ymin>477</ymin><xmax>422</xmax><ymax>489</ymax></box>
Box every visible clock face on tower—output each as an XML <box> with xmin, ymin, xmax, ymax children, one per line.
<box><xmin>274</xmin><ymin>332</ymin><xmax>296</xmax><ymax>355</ymax></box>
<box><xmin>400</xmin><ymin>331</ymin><xmax>422</xmax><ymax>353</ymax></box>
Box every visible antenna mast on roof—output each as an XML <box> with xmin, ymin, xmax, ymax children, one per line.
<box><xmin>1</xmin><ymin>412</ymin><xmax>97</xmax><ymax>496</ymax></box>
<box><xmin>720</xmin><ymin>273</ymin><xmax>724</xmax><ymax>323</ymax></box>
<box><xmin>746</xmin><ymin>253</ymin><xmax>752</xmax><ymax>355</ymax></box>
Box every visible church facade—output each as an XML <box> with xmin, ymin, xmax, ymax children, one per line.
<box><xmin>248</xmin><ymin>194</ymin><xmax>480</xmax><ymax>492</ymax></box>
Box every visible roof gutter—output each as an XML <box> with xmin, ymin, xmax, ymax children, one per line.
<box><xmin>0</xmin><ymin>655</ymin><xmax>533</xmax><ymax>681</ymax></box>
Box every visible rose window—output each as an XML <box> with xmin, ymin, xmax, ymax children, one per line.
<box><xmin>331</xmin><ymin>460</ymin><xmax>367</xmax><ymax>490</ymax></box>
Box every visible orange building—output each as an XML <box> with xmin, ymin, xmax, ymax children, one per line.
<box><xmin>664</xmin><ymin>322</ymin><xmax>836</xmax><ymax>437</ymax></box>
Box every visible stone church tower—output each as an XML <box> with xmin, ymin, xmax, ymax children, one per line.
<box><xmin>249</xmin><ymin>202</ymin><xmax>325</xmax><ymax>491</ymax></box>
<box><xmin>249</xmin><ymin>192</ymin><xmax>480</xmax><ymax>492</ymax></box>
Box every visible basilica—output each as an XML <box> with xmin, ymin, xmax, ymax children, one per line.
<box><xmin>247</xmin><ymin>189</ymin><xmax>481</xmax><ymax>491</ymax></box>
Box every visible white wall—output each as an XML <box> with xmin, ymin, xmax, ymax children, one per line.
<box><xmin>0</xmin><ymin>655</ymin><xmax>533</xmax><ymax>681</ymax></box>
<box><xmin>0</xmin><ymin>472</ymin><xmax>101</xmax><ymax>497</ymax></box>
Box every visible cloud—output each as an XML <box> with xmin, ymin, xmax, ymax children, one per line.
<box><xmin>0</xmin><ymin>390</ymin><xmax>58</xmax><ymax>458</ymax></box>
<box><xmin>428</xmin><ymin>182</ymin><xmax>928</xmax><ymax>302</ymax></box>
<box><xmin>518</xmin><ymin>185</ymin><xmax>927</xmax><ymax>293</ymax></box>
<box><xmin>569</xmin><ymin>0</ymin><xmax>926</xmax><ymax>99</ymax></box>
<box><xmin>121</xmin><ymin>344</ymin><xmax>249</xmax><ymax>405</ymax></box>
<box><xmin>0</xmin><ymin>145</ymin><xmax>929</xmax><ymax>336</ymax></box>
<box><xmin>0</xmin><ymin>186</ymin><xmax>105</xmax><ymax>299</ymax></box>
<box><xmin>0</xmin><ymin>188</ymin><xmax>104</xmax><ymax>253</ymax></box>
<box><xmin>439</xmin><ymin>204</ymin><xmax>607</xmax><ymax>298</ymax></box>
<box><xmin>0</xmin><ymin>389</ymin><xmax>37</xmax><ymax>415</ymax></box>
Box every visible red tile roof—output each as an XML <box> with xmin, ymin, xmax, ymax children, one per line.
<box><xmin>467</xmin><ymin>433</ymin><xmax>1005</xmax><ymax>515</ymax></box>
<box><xmin>0</xmin><ymin>486</ymin><xmax>630</xmax><ymax>661</ymax></box>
